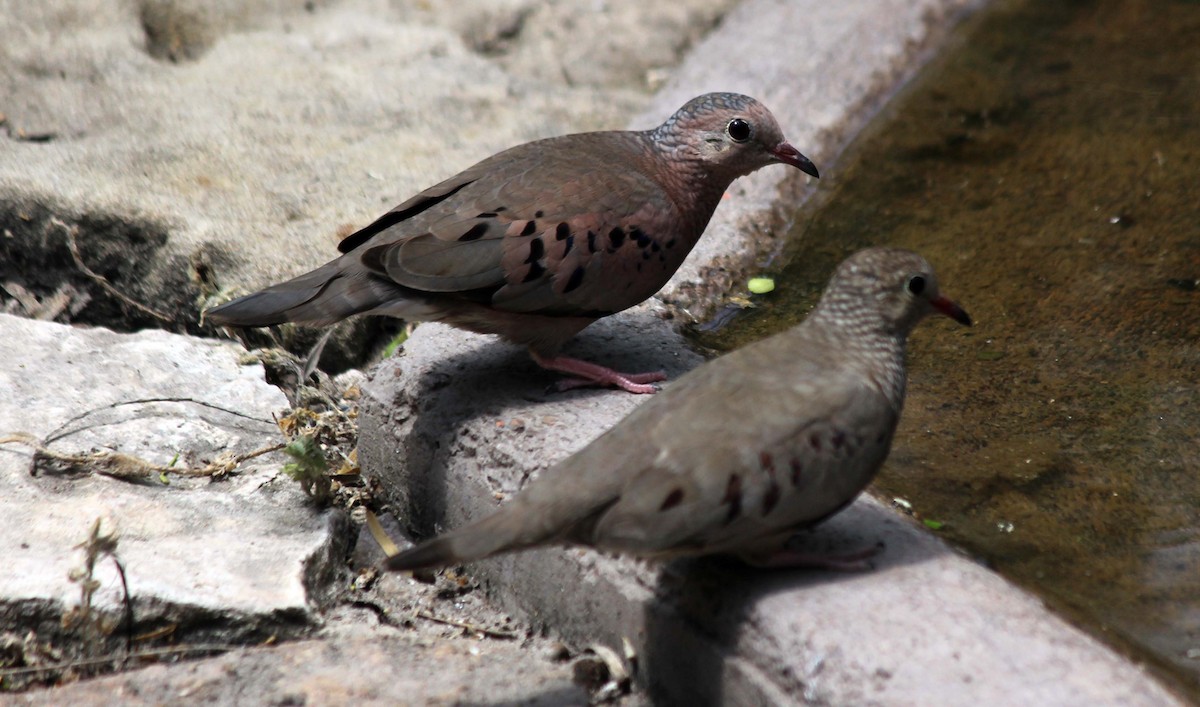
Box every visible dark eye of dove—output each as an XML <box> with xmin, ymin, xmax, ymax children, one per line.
<box><xmin>726</xmin><ymin>118</ymin><xmax>752</xmax><ymax>142</ymax></box>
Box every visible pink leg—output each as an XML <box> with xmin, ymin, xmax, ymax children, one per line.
<box><xmin>530</xmin><ymin>351</ymin><xmax>667</xmax><ymax>395</ymax></box>
<box><xmin>748</xmin><ymin>542</ymin><xmax>884</xmax><ymax>572</ymax></box>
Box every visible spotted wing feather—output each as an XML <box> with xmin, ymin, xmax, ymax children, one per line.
<box><xmin>342</xmin><ymin>131</ymin><xmax>708</xmax><ymax>317</ymax></box>
<box><xmin>573</xmin><ymin>338</ymin><xmax>898</xmax><ymax>557</ymax></box>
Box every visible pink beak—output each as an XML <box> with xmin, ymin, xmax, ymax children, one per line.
<box><xmin>771</xmin><ymin>142</ymin><xmax>820</xmax><ymax>179</ymax></box>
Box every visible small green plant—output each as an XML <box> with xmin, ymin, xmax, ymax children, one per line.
<box><xmin>282</xmin><ymin>435</ymin><xmax>331</xmax><ymax>500</ymax></box>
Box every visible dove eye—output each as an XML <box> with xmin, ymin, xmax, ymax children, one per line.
<box><xmin>906</xmin><ymin>275</ymin><xmax>926</xmax><ymax>296</ymax></box>
<box><xmin>726</xmin><ymin>118</ymin><xmax>752</xmax><ymax>142</ymax></box>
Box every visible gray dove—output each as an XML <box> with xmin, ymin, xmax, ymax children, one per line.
<box><xmin>204</xmin><ymin>93</ymin><xmax>819</xmax><ymax>393</ymax></box>
<box><xmin>383</xmin><ymin>247</ymin><xmax>971</xmax><ymax>571</ymax></box>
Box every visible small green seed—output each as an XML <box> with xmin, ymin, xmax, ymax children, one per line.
<box><xmin>747</xmin><ymin>277</ymin><xmax>775</xmax><ymax>294</ymax></box>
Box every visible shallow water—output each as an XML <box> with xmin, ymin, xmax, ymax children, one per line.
<box><xmin>693</xmin><ymin>0</ymin><xmax>1200</xmax><ymax>697</ymax></box>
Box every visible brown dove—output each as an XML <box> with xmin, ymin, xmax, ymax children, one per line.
<box><xmin>383</xmin><ymin>247</ymin><xmax>971</xmax><ymax>572</ymax></box>
<box><xmin>204</xmin><ymin>93</ymin><xmax>818</xmax><ymax>393</ymax></box>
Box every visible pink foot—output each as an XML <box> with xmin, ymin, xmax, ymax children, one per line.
<box><xmin>749</xmin><ymin>542</ymin><xmax>884</xmax><ymax>572</ymax></box>
<box><xmin>530</xmin><ymin>352</ymin><xmax>666</xmax><ymax>395</ymax></box>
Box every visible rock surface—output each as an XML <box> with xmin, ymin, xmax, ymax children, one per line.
<box><xmin>0</xmin><ymin>315</ymin><xmax>602</xmax><ymax>702</ymax></box>
<box><xmin>9</xmin><ymin>633</ymin><xmax>591</xmax><ymax>707</ymax></box>
<box><xmin>0</xmin><ymin>312</ymin><xmax>343</xmax><ymax>654</ymax></box>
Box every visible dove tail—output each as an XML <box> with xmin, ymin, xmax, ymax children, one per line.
<box><xmin>383</xmin><ymin>478</ymin><xmax>625</xmax><ymax>572</ymax></box>
<box><xmin>205</xmin><ymin>260</ymin><xmax>399</xmax><ymax>328</ymax></box>
<box><xmin>383</xmin><ymin>536</ymin><xmax>472</xmax><ymax>572</ymax></box>
<box><xmin>383</xmin><ymin>501</ymin><xmax>573</xmax><ymax>572</ymax></box>
<box><xmin>383</xmin><ymin>516</ymin><xmax>530</xmax><ymax>572</ymax></box>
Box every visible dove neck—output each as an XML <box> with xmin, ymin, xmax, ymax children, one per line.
<box><xmin>643</xmin><ymin>129</ymin><xmax>745</xmax><ymax>214</ymax></box>
<box><xmin>806</xmin><ymin>296</ymin><xmax>910</xmax><ymax>404</ymax></box>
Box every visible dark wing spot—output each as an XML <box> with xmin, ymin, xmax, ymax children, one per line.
<box><xmin>760</xmin><ymin>453</ymin><xmax>781</xmax><ymax>515</ymax></box>
<box><xmin>526</xmin><ymin>237</ymin><xmax>545</xmax><ymax>263</ymax></box>
<box><xmin>522</xmin><ymin>261</ymin><xmax>546</xmax><ymax>283</ymax></box>
<box><xmin>665</xmin><ymin>238</ymin><xmax>676</xmax><ymax>249</ymax></box>
<box><xmin>810</xmin><ymin>433</ymin><xmax>822</xmax><ymax>452</ymax></box>
<box><xmin>535</xmin><ymin>210</ymin><xmax>544</xmax><ymax>218</ymax></box>
<box><xmin>630</xmin><ymin>227</ymin><xmax>651</xmax><ymax>248</ymax></box>
<box><xmin>762</xmin><ymin>481</ymin><xmax>781</xmax><ymax>516</ymax></box>
<box><xmin>790</xmin><ymin>458</ymin><xmax>803</xmax><ymax>486</ymax></box>
<box><xmin>722</xmin><ymin>473</ymin><xmax>743</xmax><ymax>525</ymax></box>
<box><xmin>659</xmin><ymin>488</ymin><xmax>685</xmax><ymax>511</ymax></box>
<box><xmin>831</xmin><ymin>430</ymin><xmax>846</xmax><ymax>450</ymax></box>
<box><xmin>520</xmin><ymin>221</ymin><xmax>538</xmax><ymax>237</ymax></box>
<box><xmin>459</xmin><ymin>222</ymin><xmax>489</xmax><ymax>241</ymax></box>
<box><xmin>475</xmin><ymin>212</ymin><xmax>497</xmax><ymax>218</ymax></box>
<box><xmin>493</xmin><ymin>206</ymin><xmax>507</xmax><ymax>213</ymax></box>
<box><xmin>587</xmin><ymin>231</ymin><xmax>598</xmax><ymax>253</ymax></box>
<box><xmin>563</xmin><ymin>234</ymin><xmax>575</xmax><ymax>255</ymax></box>
<box><xmin>563</xmin><ymin>266</ymin><xmax>585</xmax><ymax>293</ymax></box>
<box><xmin>608</xmin><ymin>227</ymin><xmax>626</xmax><ymax>250</ymax></box>
<box><xmin>651</xmin><ymin>241</ymin><xmax>660</xmax><ymax>252</ymax></box>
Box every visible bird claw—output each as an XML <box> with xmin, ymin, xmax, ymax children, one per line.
<box><xmin>531</xmin><ymin>352</ymin><xmax>666</xmax><ymax>394</ymax></box>
<box><xmin>554</xmin><ymin>375</ymin><xmax>662</xmax><ymax>395</ymax></box>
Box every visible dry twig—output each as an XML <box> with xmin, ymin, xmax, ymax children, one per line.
<box><xmin>0</xmin><ymin>432</ymin><xmax>285</xmax><ymax>481</ymax></box>
<box><xmin>0</xmin><ymin>643</ymin><xmax>241</xmax><ymax>681</ymax></box>
<box><xmin>51</xmin><ymin>216</ymin><xmax>172</xmax><ymax>323</ymax></box>
<box><xmin>412</xmin><ymin>611</ymin><xmax>519</xmax><ymax>641</ymax></box>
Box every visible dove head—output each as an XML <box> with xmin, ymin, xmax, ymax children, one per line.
<box><xmin>818</xmin><ymin>248</ymin><xmax>972</xmax><ymax>339</ymax></box>
<box><xmin>653</xmin><ymin>93</ymin><xmax>820</xmax><ymax>180</ymax></box>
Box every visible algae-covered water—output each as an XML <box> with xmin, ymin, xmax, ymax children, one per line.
<box><xmin>693</xmin><ymin>0</ymin><xmax>1200</xmax><ymax>697</ymax></box>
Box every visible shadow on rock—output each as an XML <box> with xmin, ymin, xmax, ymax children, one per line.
<box><xmin>642</xmin><ymin>498</ymin><xmax>948</xmax><ymax>704</ymax></box>
<box><xmin>361</xmin><ymin>308</ymin><xmax>702</xmax><ymax>542</ymax></box>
